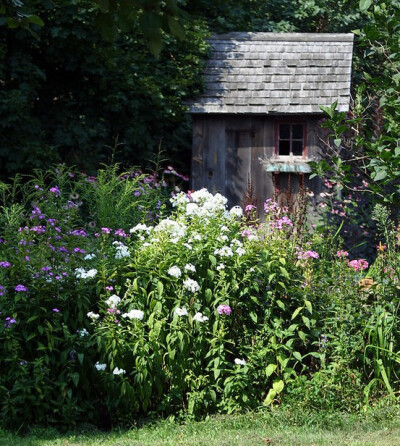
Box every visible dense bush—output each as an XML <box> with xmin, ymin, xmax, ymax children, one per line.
<box><xmin>0</xmin><ymin>166</ymin><xmax>399</xmax><ymax>430</ymax></box>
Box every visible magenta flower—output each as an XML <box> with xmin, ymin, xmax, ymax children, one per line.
<box><xmin>52</xmin><ymin>308</ymin><xmax>60</xmax><ymax>313</ymax></box>
<box><xmin>348</xmin><ymin>259</ymin><xmax>369</xmax><ymax>272</ymax></box>
<box><xmin>15</xmin><ymin>284</ymin><xmax>28</xmax><ymax>292</ymax></box>
<box><xmin>49</xmin><ymin>186</ymin><xmax>61</xmax><ymax>196</ymax></box>
<box><xmin>0</xmin><ymin>261</ymin><xmax>11</xmax><ymax>268</ymax></box>
<box><xmin>105</xmin><ymin>286</ymin><xmax>114</xmax><ymax>291</ymax></box>
<box><xmin>217</xmin><ymin>304</ymin><xmax>232</xmax><ymax>315</ymax></box>
<box><xmin>101</xmin><ymin>227</ymin><xmax>111</xmax><ymax>234</ymax></box>
<box><xmin>337</xmin><ymin>250</ymin><xmax>349</xmax><ymax>258</ymax></box>
<box><xmin>297</xmin><ymin>250</ymin><xmax>319</xmax><ymax>260</ymax></box>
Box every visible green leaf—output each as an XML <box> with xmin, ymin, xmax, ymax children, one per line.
<box><xmin>279</xmin><ymin>257</ymin><xmax>286</xmax><ymax>265</ymax></box>
<box><xmin>279</xmin><ymin>266</ymin><xmax>289</xmax><ymax>279</ymax></box>
<box><xmin>273</xmin><ymin>380</ymin><xmax>284</xmax><ymax>394</ymax></box>
<box><xmin>77</xmin><ymin>353</ymin><xmax>84</xmax><ymax>365</ymax></box>
<box><xmin>334</xmin><ymin>138</ymin><xmax>342</xmax><ymax>148</ymax></box>
<box><xmin>293</xmin><ymin>351</ymin><xmax>302</xmax><ymax>361</ymax></box>
<box><xmin>276</xmin><ymin>300</ymin><xmax>285</xmax><ymax>310</ymax></box>
<box><xmin>359</xmin><ymin>0</ymin><xmax>372</xmax><ymax>12</ymax></box>
<box><xmin>265</xmin><ymin>364</ymin><xmax>277</xmax><ymax>377</ymax></box>
<box><xmin>167</xmin><ymin>16</ymin><xmax>185</xmax><ymax>40</ymax></box>
<box><xmin>157</xmin><ymin>281</ymin><xmax>164</xmax><ymax>296</ymax></box>
<box><xmin>263</xmin><ymin>389</ymin><xmax>276</xmax><ymax>406</ymax></box>
<box><xmin>374</xmin><ymin>169</ymin><xmax>387</xmax><ymax>181</ymax></box>
<box><xmin>298</xmin><ymin>331</ymin><xmax>307</xmax><ymax>342</ymax></box>
<box><xmin>250</xmin><ymin>311</ymin><xmax>258</xmax><ymax>323</ymax></box>
<box><xmin>70</xmin><ymin>372</ymin><xmax>80</xmax><ymax>387</ymax></box>
<box><xmin>305</xmin><ymin>300</ymin><xmax>312</xmax><ymax>314</ymax></box>
<box><xmin>28</xmin><ymin>15</ymin><xmax>44</xmax><ymax>27</ymax></box>
<box><xmin>209</xmin><ymin>255</ymin><xmax>217</xmax><ymax>266</ymax></box>
<box><xmin>291</xmin><ymin>307</ymin><xmax>303</xmax><ymax>320</ymax></box>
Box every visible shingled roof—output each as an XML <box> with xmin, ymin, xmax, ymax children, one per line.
<box><xmin>189</xmin><ymin>32</ymin><xmax>354</xmax><ymax>114</ymax></box>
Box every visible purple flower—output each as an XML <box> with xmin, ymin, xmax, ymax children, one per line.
<box><xmin>25</xmin><ymin>256</ymin><xmax>30</xmax><ymax>262</ymax></box>
<box><xmin>73</xmin><ymin>247</ymin><xmax>86</xmax><ymax>254</ymax></box>
<box><xmin>5</xmin><ymin>317</ymin><xmax>17</xmax><ymax>328</ymax></box>
<box><xmin>41</xmin><ymin>266</ymin><xmax>52</xmax><ymax>271</ymax></box>
<box><xmin>30</xmin><ymin>225</ymin><xmax>46</xmax><ymax>234</ymax></box>
<box><xmin>58</xmin><ymin>246</ymin><xmax>70</xmax><ymax>254</ymax></box>
<box><xmin>52</xmin><ymin>308</ymin><xmax>60</xmax><ymax>313</ymax></box>
<box><xmin>49</xmin><ymin>186</ymin><xmax>61</xmax><ymax>196</ymax></box>
<box><xmin>15</xmin><ymin>284</ymin><xmax>28</xmax><ymax>292</ymax></box>
<box><xmin>105</xmin><ymin>286</ymin><xmax>114</xmax><ymax>291</ymax></box>
<box><xmin>101</xmin><ymin>227</ymin><xmax>111</xmax><ymax>234</ymax></box>
<box><xmin>70</xmin><ymin>229</ymin><xmax>87</xmax><ymax>237</ymax></box>
<box><xmin>114</xmin><ymin>228</ymin><xmax>127</xmax><ymax>238</ymax></box>
<box><xmin>0</xmin><ymin>261</ymin><xmax>11</xmax><ymax>268</ymax></box>
<box><xmin>217</xmin><ymin>304</ymin><xmax>232</xmax><ymax>315</ymax></box>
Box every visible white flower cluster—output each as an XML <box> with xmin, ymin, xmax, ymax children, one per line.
<box><xmin>174</xmin><ymin>307</ymin><xmax>188</xmax><ymax>317</ymax></box>
<box><xmin>168</xmin><ymin>265</ymin><xmax>182</xmax><ymax>278</ymax></box>
<box><xmin>184</xmin><ymin>263</ymin><xmax>196</xmax><ymax>273</ymax></box>
<box><xmin>87</xmin><ymin>311</ymin><xmax>100</xmax><ymax>319</ymax></box>
<box><xmin>106</xmin><ymin>294</ymin><xmax>121</xmax><ymax>308</ymax></box>
<box><xmin>122</xmin><ymin>309</ymin><xmax>144</xmax><ymax>320</ymax></box>
<box><xmin>193</xmin><ymin>312</ymin><xmax>209</xmax><ymax>322</ymax></box>
<box><xmin>183</xmin><ymin>278</ymin><xmax>200</xmax><ymax>293</ymax></box>
<box><xmin>113</xmin><ymin>367</ymin><xmax>126</xmax><ymax>375</ymax></box>
<box><xmin>234</xmin><ymin>358</ymin><xmax>246</xmax><ymax>366</ymax></box>
<box><xmin>129</xmin><ymin>223</ymin><xmax>153</xmax><ymax>234</ymax></box>
<box><xmin>214</xmin><ymin>246</ymin><xmax>233</xmax><ymax>257</ymax></box>
<box><xmin>95</xmin><ymin>362</ymin><xmax>106</xmax><ymax>371</ymax></box>
<box><xmin>170</xmin><ymin>189</ymin><xmax>228</xmax><ymax>218</ymax></box>
<box><xmin>154</xmin><ymin>218</ymin><xmax>187</xmax><ymax>244</ymax></box>
<box><xmin>84</xmin><ymin>253</ymin><xmax>96</xmax><ymax>260</ymax></box>
<box><xmin>79</xmin><ymin>328</ymin><xmax>89</xmax><ymax>337</ymax></box>
<box><xmin>113</xmin><ymin>241</ymin><xmax>130</xmax><ymax>259</ymax></box>
<box><xmin>229</xmin><ymin>206</ymin><xmax>243</xmax><ymax>218</ymax></box>
<box><xmin>75</xmin><ymin>268</ymin><xmax>98</xmax><ymax>279</ymax></box>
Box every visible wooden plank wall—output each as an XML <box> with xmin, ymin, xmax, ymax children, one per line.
<box><xmin>191</xmin><ymin>115</ymin><xmax>323</xmax><ymax>207</ymax></box>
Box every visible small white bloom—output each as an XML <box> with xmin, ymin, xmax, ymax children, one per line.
<box><xmin>230</xmin><ymin>239</ymin><xmax>243</xmax><ymax>247</ymax></box>
<box><xmin>174</xmin><ymin>307</ymin><xmax>188</xmax><ymax>317</ymax></box>
<box><xmin>216</xmin><ymin>263</ymin><xmax>225</xmax><ymax>271</ymax></box>
<box><xmin>84</xmin><ymin>253</ymin><xmax>96</xmax><ymax>260</ymax></box>
<box><xmin>106</xmin><ymin>294</ymin><xmax>121</xmax><ymax>308</ymax></box>
<box><xmin>95</xmin><ymin>362</ymin><xmax>107</xmax><ymax>371</ymax></box>
<box><xmin>183</xmin><ymin>278</ymin><xmax>200</xmax><ymax>293</ymax></box>
<box><xmin>217</xmin><ymin>235</ymin><xmax>229</xmax><ymax>242</ymax></box>
<box><xmin>184</xmin><ymin>263</ymin><xmax>196</xmax><ymax>273</ymax></box>
<box><xmin>220</xmin><ymin>225</ymin><xmax>229</xmax><ymax>232</ymax></box>
<box><xmin>75</xmin><ymin>268</ymin><xmax>98</xmax><ymax>280</ymax></box>
<box><xmin>115</xmin><ymin>243</ymin><xmax>130</xmax><ymax>259</ymax></box>
<box><xmin>193</xmin><ymin>234</ymin><xmax>202</xmax><ymax>241</ymax></box>
<box><xmin>230</xmin><ymin>206</ymin><xmax>243</xmax><ymax>217</ymax></box>
<box><xmin>79</xmin><ymin>328</ymin><xmax>89</xmax><ymax>337</ymax></box>
<box><xmin>113</xmin><ymin>367</ymin><xmax>126</xmax><ymax>375</ymax></box>
<box><xmin>234</xmin><ymin>358</ymin><xmax>246</xmax><ymax>366</ymax></box>
<box><xmin>122</xmin><ymin>309</ymin><xmax>144</xmax><ymax>320</ymax></box>
<box><xmin>236</xmin><ymin>247</ymin><xmax>246</xmax><ymax>257</ymax></box>
<box><xmin>193</xmin><ymin>312</ymin><xmax>209</xmax><ymax>322</ymax></box>
<box><xmin>184</xmin><ymin>243</ymin><xmax>192</xmax><ymax>250</ymax></box>
<box><xmin>214</xmin><ymin>246</ymin><xmax>233</xmax><ymax>257</ymax></box>
<box><xmin>87</xmin><ymin>311</ymin><xmax>100</xmax><ymax>319</ymax></box>
<box><xmin>168</xmin><ymin>265</ymin><xmax>182</xmax><ymax>278</ymax></box>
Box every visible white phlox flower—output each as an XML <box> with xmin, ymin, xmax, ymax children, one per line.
<box><xmin>84</xmin><ymin>253</ymin><xmax>96</xmax><ymax>260</ymax></box>
<box><xmin>183</xmin><ymin>278</ymin><xmax>200</xmax><ymax>293</ymax></box>
<box><xmin>113</xmin><ymin>242</ymin><xmax>130</xmax><ymax>259</ymax></box>
<box><xmin>234</xmin><ymin>358</ymin><xmax>246</xmax><ymax>366</ymax></box>
<box><xmin>193</xmin><ymin>312</ymin><xmax>209</xmax><ymax>322</ymax></box>
<box><xmin>87</xmin><ymin>311</ymin><xmax>100</xmax><ymax>319</ymax></box>
<box><xmin>95</xmin><ymin>362</ymin><xmax>107</xmax><ymax>371</ymax></box>
<box><xmin>184</xmin><ymin>263</ymin><xmax>196</xmax><ymax>273</ymax></box>
<box><xmin>214</xmin><ymin>246</ymin><xmax>233</xmax><ymax>257</ymax></box>
<box><xmin>129</xmin><ymin>223</ymin><xmax>153</xmax><ymax>234</ymax></box>
<box><xmin>168</xmin><ymin>265</ymin><xmax>182</xmax><ymax>278</ymax></box>
<box><xmin>154</xmin><ymin>219</ymin><xmax>187</xmax><ymax>243</ymax></box>
<box><xmin>79</xmin><ymin>328</ymin><xmax>89</xmax><ymax>337</ymax></box>
<box><xmin>113</xmin><ymin>367</ymin><xmax>126</xmax><ymax>375</ymax></box>
<box><xmin>122</xmin><ymin>309</ymin><xmax>144</xmax><ymax>320</ymax></box>
<box><xmin>75</xmin><ymin>268</ymin><xmax>98</xmax><ymax>279</ymax></box>
<box><xmin>174</xmin><ymin>307</ymin><xmax>188</xmax><ymax>317</ymax></box>
<box><xmin>216</xmin><ymin>263</ymin><xmax>225</xmax><ymax>271</ymax></box>
<box><xmin>106</xmin><ymin>294</ymin><xmax>121</xmax><ymax>308</ymax></box>
<box><xmin>230</xmin><ymin>206</ymin><xmax>243</xmax><ymax>218</ymax></box>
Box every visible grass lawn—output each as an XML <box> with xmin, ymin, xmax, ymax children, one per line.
<box><xmin>1</xmin><ymin>407</ymin><xmax>400</xmax><ymax>446</ymax></box>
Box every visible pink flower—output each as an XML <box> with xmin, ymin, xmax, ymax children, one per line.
<box><xmin>217</xmin><ymin>304</ymin><xmax>232</xmax><ymax>315</ymax></box>
<box><xmin>297</xmin><ymin>250</ymin><xmax>319</xmax><ymax>260</ymax></box>
<box><xmin>337</xmin><ymin>250</ymin><xmax>349</xmax><ymax>258</ymax></box>
<box><xmin>348</xmin><ymin>259</ymin><xmax>369</xmax><ymax>272</ymax></box>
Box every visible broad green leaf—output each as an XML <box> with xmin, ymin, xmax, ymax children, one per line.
<box><xmin>273</xmin><ymin>380</ymin><xmax>284</xmax><ymax>394</ymax></box>
<box><xmin>265</xmin><ymin>364</ymin><xmax>277</xmax><ymax>377</ymax></box>
<box><xmin>157</xmin><ymin>281</ymin><xmax>164</xmax><ymax>296</ymax></box>
<box><xmin>263</xmin><ymin>388</ymin><xmax>276</xmax><ymax>406</ymax></box>
<box><xmin>276</xmin><ymin>299</ymin><xmax>285</xmax><ymax>310</ymax></box>
<box><xmin>293</xmin><ymin>351</ymin><xmax>302</xmax><ymax>361</ymax></box>
<box><xmin>305</xmin><ymin>300</ymin><xmax>312</xmax><ymax>314</ymax></box>
<box><xmin>359</xmin><ymin>0</ymin><xmax>372</xmax><ymax>11</ymax></box>
<box><xmin>70</xmin><ymin>372</ymin><xmax>80</xmax><ymax>387</ymax></box>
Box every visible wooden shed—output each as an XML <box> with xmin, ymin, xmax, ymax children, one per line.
<box><xmin>188</xmin><ymin>32</ymin><xmax>354</xmax><ymax>207</ymax></box>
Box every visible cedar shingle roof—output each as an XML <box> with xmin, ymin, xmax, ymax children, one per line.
<box><xmin>189</xmin><ymin>32</ymin><xmax>354</xmax><ymax>114</ymax></box>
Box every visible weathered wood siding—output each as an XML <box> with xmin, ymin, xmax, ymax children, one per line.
<box><xmin>191</xmin><ymin>115</ymin><xmax>323</xmax><ymax>207</ymax></box>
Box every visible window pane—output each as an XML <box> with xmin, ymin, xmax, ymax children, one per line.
<box><xmin>292</xmin><ymin>140</ymin><xmax>303</xmax><ymax>156</ymax></box>
<box><xmin>292</xmin><ymin>124</ymin><xmax>303</xmax><ymax>139</ymax></box>
<box><xmin>279</xmin><ymin>140</ymin><xmax>290</xmax><ymax>156</ymax></box>
<box><xmin>279</xmin><ymin>124</ymin><xmax>290</xmax><ymax>139</ymax></box>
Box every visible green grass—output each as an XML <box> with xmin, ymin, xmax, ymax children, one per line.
<box><xmin>2</xmin><ymin>408</ymin><xmax>400</xmax><ymax>446</ymax></box>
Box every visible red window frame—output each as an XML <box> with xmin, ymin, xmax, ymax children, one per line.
<box><xmin>274</xmin><ymin>121</ymin><xmax>307</xmax><ymax>158</ymax></box>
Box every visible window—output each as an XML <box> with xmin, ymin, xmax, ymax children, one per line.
<box><xmin>277</xmin><ymin>123</ymin><xmax>305</xmax><ymax>157</ymax></box>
